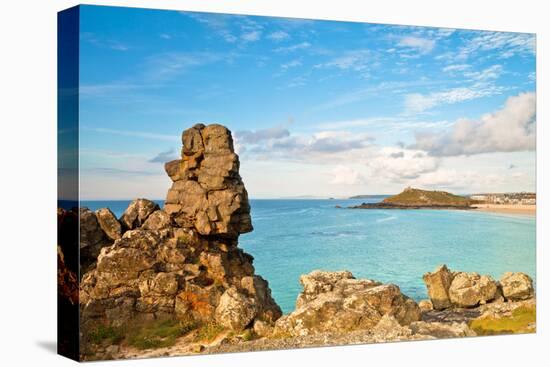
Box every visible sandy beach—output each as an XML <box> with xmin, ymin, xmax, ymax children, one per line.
<box><xmin>472</xmin><ymin>204</ymin><xmax>536</xmax><ymax>216</ymax></box>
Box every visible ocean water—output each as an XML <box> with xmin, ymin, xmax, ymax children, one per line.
<box><xmin>82</xmin><ymin>198</ymin><xmax>536</xmax><ymax>314</ymax></box>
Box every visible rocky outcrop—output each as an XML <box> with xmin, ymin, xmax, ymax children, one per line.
<box><xmin>164</xmin><ymin>124</ymin><xmax>252</xmax><ymax>238</ymax></box>
<box><xmin>273</xmin><ymin>270</ymin><xmax>421</xmax><ymax>337</ymax></box>
<box><xmin>119</xmin><ymin>199</ymin><xmax>160</xmax><ymax>230</ymax></box>
<box><xmin>96</xmin><ymin>208</ymin><xmax>122</xmax><ymax>241</ymax></box>
<box><xmin>423</xmin><ymin>265</ymin><xmax>534</xmax><ymax>309</ymax></box>
<box><xmin>409</xmin><ymin>320</ymin><xmax>476</xmax><ymax>338</ymax></box>
<box><xmin>422</xmin><ymin>265</ymin><xmax>454</xmax><ymax>310</ymax></box>
<box><xmin>80</xmin><ymin>207</ymin><xmax>112</xmax><ymax>272</ymax></box>
<box><xmin>448</xmin><ymin>272</ymin><xmax>498</xmax><ymax>307</ymax></box>
<box><xmin>79</xmin><ymin>124</ymin><xmax>281</xmax><ymax>354</ymax></box>
<box><xmin>500</xmin><ymin>272</ymin><xmax>534</xmax><ymax>301</ymax></box>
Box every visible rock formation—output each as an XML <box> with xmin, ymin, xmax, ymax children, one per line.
<box><xmin>422</xmin><ymin>265</ymin><xmax>534</xmax><ymax>309</ymax></box>
<box><xmin>273</xmin><ymin>270</ymin><xmax>421</xmax><ymax>337</ymax></box>
<box><xmin>448</xmin><ymin>272</ymin><xmax>499</xmax><ymax>307</ymax></box>
<box><xmin>164</xmin><ymin>124</ymin><xmax>252</xmax><ymax>237</ymax></box>
<box><xmin>422</xmin><ymin>264</ymin><xmax>454</xmax><ymax>310</ymax></box>
<box><xmin>79</xmin><ymin>124</ymin><xmax>281</xmax><ymax>356</ymax></box>
<box><xmin>499</xmin><ymin>272</ymin><xmax>534</xmax><ymax>300</ymax></box>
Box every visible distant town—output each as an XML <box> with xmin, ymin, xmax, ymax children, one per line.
<box><xmin>469</xmin><ymin>192</ymin><xmax>536</xmax><ymax>205</ymax></box>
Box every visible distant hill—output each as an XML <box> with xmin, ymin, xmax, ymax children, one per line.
<box><xmin>349</xmin><ymin>187</ymin><xmax>473</xmax><ymax>210</ymax></box>
<box><xmin>382</xmin><ymin>187</ymin><xmax>472</xmax><ymax>206</ymax></box>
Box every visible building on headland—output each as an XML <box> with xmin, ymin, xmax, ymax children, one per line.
<box><xmin>469</xmin><ymin>192</ymin><xmax>536</xmax><ymax>205</ymax></box>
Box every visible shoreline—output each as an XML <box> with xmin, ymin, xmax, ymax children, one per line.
<box><xmin>472</xmin><ymin>204</ymin><xmax>536</xmax><ymax>216</ymax></box>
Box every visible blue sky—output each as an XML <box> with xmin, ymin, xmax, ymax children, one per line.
<box><xmin>77</xmin><ymin>5</ymin><xmax>536</xmax><ymax>199</ymax></box>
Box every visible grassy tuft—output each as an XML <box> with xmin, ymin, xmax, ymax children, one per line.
<box><xmin>88</xmin><ymin>324</ymin><xmax>125</xmax><ymax>345</ymax></box>
<box><xmin>127</xmin><ymin>318</ymin><xmax>199</xmax><ymax>350</ymax></box>
<box><xmin>241</xmin><ymin>328</ymin><xmax>256</xmax><ymax>342</ymax></box>
<box><xmin>469</xmin><ymin>305</ymin><xmax>536</xmax><ymax>336</ymax></box>
<box><xmin>194</xmin><ymin>322</ymin><xmax>225</xmax><ymax>343</ymax></box>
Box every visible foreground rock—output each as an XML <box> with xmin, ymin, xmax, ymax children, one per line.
<box><xmin>273</xmin><ymin>270</ymin><xmax>421</xmax><ymax>337</ymax></box>
<box><xmin>79</xmin><ymin>207</ymin><xmax>112</xmax><ymax>272</ymax></box>
<box><xmin>448</xmin><ymin>272</ymin><xmax>498</xmax><ymax>307</ymax></box>
<box><xmin>423</xmin><ymin>265</ymin><xmax>535</xmax><ymax>309</ymax></box>
<box><xmin>119</xmin><ymin>198</ymin><xmax>160</xmax><ymax>230</ymax></box>
<box><xmin>96</xmin><ymin>208</ymin><xmax>122</xmax><ymax>241</ymax></box>
<box><xmin>423</xmin><ymin>265</ymin><xmax>454</xmax><ymax>310</ymax></box>
<box><xmin>80</xmin><ymin>124</ymin><xmax>281</xmax><ymax>360</ymax></box>
<box><xmin>500</xmin><ymin>272</ymin><xmax>534</xmax><ymax>300</ymax></box>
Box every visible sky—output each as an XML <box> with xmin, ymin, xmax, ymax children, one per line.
<box><xmin>77</xmin><ymin>5</ymin><xmax>536</xmax><ymax>200</ymax></box>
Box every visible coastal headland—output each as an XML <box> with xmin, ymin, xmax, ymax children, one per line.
<box><xmin>349</xmin><ymin>187</ymin><xmax>474</xmax><ymax>210</ymax></box>
<box><xmin>348</xmin><ymin>187</ymin><xmax>536</xmax><ymax>215</ymax></box>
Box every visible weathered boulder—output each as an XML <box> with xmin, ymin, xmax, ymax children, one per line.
<box><xmin>499</xmin><ymin>272</ymin><xmax>534</xmax><ymax>301</ymax></box>
<box><xmin>215</xmin><ymin>287</ymin><xmax>257</xmax><ymax>331</ymax></box>
<box><xmin>164</xmin><ymin>124</ymin><xmax>252</xmax><ymax>238</ymax></box>
<box><xmin>119</xmin><ymin>199</ymin><xmax>159</xmax><ymax>230</ymax></box>
<box><xmin>418</xmin><ymin>299</ymin><xmax>434</xmax><ymax>312</ymax></box>
<box><xmin>241</xmin><ymin>275</ymin><xmax>282</xmax><ymax>322</ymax></box>
<box><xmin>409</xmin><ymin>321</ymin><xmax>476</xmax><ymax>338</ymax></box>
<box><xmin>370</xmin><ymin>315</ymin><xmax>416</xmax><ymax>341</ymax></box>
<box><xmin>80</xmin><ymin>207</ymin><xmax>112</xmax><ymax>272</ymax></box>
<box><xmin>253</xmin><ymin>319</ymin><xmax>275</xmax><ymax>338</ymax></box>
<box><xmin>95</xmin><ymin>208</ymin><xmax>122</xmax><ymax>240</ymax></box>
<box><xmin>448</xmin><ymin>272</ymin><xmax>498</xmax><ymax>308</ymax></box>
<box><xmin>273</xmin><ymin>270</ymin><xmax>420</xmax><ymax>337</ymax></box>
<box><xmin>423</xmin><ymin>265</ymin><xmax>455</xmax><ymax>310</ymax></box>
<box><xmin>142</xmin><ymin>210</ymin><xmax>171</xmax><ymax>230</ymax></box>
<box><xmin>296</xmin><ymin>270</ymin><xmax>380</xmax><ymax>308</ymax></box>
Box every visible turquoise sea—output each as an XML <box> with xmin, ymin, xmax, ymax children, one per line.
<box><xmin>81</xmin><ymin>198</ymin><xmax>536</xmax><ymax>314</ymax></box>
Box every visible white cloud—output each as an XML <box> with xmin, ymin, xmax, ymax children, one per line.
<box><xmin>369</xmin><ymin>148</ymin><xmax>440</xmax><ymax>181</ymax></box>
<box><xmin>458</xmin><ymin>31</ymin><xmax>535</xmax><ymax>60</ymax></box>
<box><xmin>404</xmin><ymin>84</ymin><xmax>506</xmax><ymax>113</ymax></box>
<box><xmin>314</xmin><ymin>49</ymin><xmax>371</xmax><ymax>72</ymax></box>
<box><xmin>145</xmin><ymin>52</ymin><xmax>223</xmax><ymax>81</ymax></box>
<box><xmin>280</xmin><ymin>59</ymin><xmax>302</xmax><ymax>70</ymax></box>
<box><xmin>330</xmin><ymin>165</ymin><xmax>365</xmax><ymax>185</ymax></box>
<box><xmin>413</xmin><ymin>92</ymin><xmax>536</xmax><ymax>156</ymax></box>
<box><xmin>442</xmin><ymin>64</ymin><xmax>471</xmax><ymax>73</ymax></box>
<box><xmin>274</xmin><ymin>42</ymin><xmax>311</xmax><ymax>53</ymax></box>
<box><xmin>464</xmin><ymin>64</ymin><xmax>503</xmax><ymax>81</ymax></box>
<box><xmin>240</xmin><ymin>129</ymin><xmax>374</xmax><ymax>162</ymax></box>
<box><xmin>241</xmin><ymin>30</ymin><xmax>262</xmax><ymax>42</ymax></box>
<box><xmin>397</xmin><ymin>36</ymin><xmax>436</xmax><ymax>54</ymax></box>
<box><xmin>267</xmin><ymin>30</ymin><xmax>290</xmax><ymax>41</ymax></box>
<box><xmin>236</xmin><ymin>127</ymin><xmax>290</xmax><ymax>144</ymax></box>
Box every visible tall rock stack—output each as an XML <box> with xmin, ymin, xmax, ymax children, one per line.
<box><xmin>80</xmin><ymin>124</ymin><xmax>281</xmax><ymax>353</ymax></box>
<box><xmin>164</xmin><ymin>123</ymin><xmax>252</xmax><ymax>238</ymax></box>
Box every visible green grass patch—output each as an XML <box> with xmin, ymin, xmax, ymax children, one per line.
<box><xmin>469</xmin><ymin>305</ymin><xmax>536</xmax><ymax>336</ymax></box>
<box><xmin>88</xmin><ymin>324</ymin><xmax>125</xmax><ymax>345</ymax></box>
<box><xmin>240</xmin><ymin>329</ymin><xmax>255</xmax><ymax>342</ymax></box>
<box><xmin>127</xmin><ymin>318</ymin><xmax>199</xmax><ymax>350</ymax></box>
<box><xmin>194</xmin><ymin>322</ymin><xmax>225</xmax><ymax>343</ymax></box>
<box><xmin>88</xmin><ymin>318</ymin><xmax>200</xmax><ymax>350</ymax></box>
